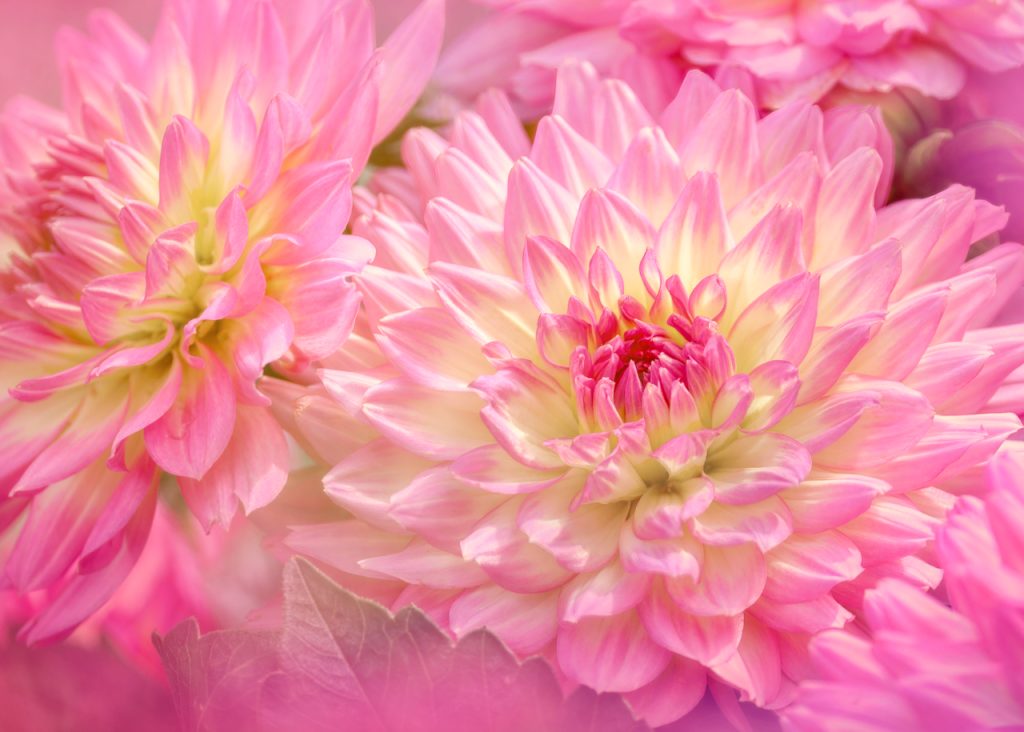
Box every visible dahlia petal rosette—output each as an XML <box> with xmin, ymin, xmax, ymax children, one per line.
<box><xmin>437</xmin><ymin>0</ymin><xmax>1024</xmax><ymax>113</ymax></box>
<box><xmin>287</xmin><ymin>63</ymin><xmax>1024</xmax><ymax>724</ymax></box>
<box><xmin>783</xmin><ymin>447</ymin><xmax>1024</xmax><ymax>732</ymax></box>
<box><xmin>0</xmin><ymin>0</ymin><xmax>445</xmax><ymax>641</ymax></box>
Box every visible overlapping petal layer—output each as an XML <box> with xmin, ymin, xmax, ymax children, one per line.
<box><xmin>284</xmin><ymin>62</ymin><xmax>1024</xmax><ymax>724</ymax></box>
<box><xmin>0</xmin><ymin>0</ymin><xmax>444</xmax><ymax>640</ymax></box>
<box><xmin>783</xmin><ymin>447</ymin><xmax>1024</xmax><ymax>732</ymax></box>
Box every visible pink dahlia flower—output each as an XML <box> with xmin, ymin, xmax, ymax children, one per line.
<box><xmin>783</xmin><ymin>447</ymin><xmax>1024</xmax><ymax>732</ymax></box>
<box><xmin>283</xmin><ymin>62</ymin><xmax>1024</xmax><ymax>725</ymax></box>
<box><xmin>437</xmin><ymin>0</ymin><xmax>1024</xmax><ymax>114</ymax></box>
<box><xmin>0</xmin><ymin>0</ymin><xmax>444</xmax><ymax>642</ymax></box>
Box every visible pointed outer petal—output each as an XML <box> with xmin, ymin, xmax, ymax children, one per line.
<box><xmin>559</xmin><ymin>561</ymin><xmax>651</xmax><ymax>623</ymax></box>
<box><xmin>503</xmin><ymin>159</ymin><xmax>578</xmax><ymax>277</ymax></box>
<box><xmin>357</xmin><ymin>265</ymin><xmax>436</xmax><ymax>327</ymax></box>
<box><xmin>847</xmin><ymin>288</ymin><xmax>947</xmax><ymax>380</ymax></box>
<box><xmin>474</xmin><ymin>88</ymin><xmax>531</xmax><ymax>159</ymax></box>
<box><xmin>449</xmin><ymin>586</ymin><xmax>559</xmax><ymax>655</ymax></box>
<box><xmin>18</xmin><ymin>488</ymin><xmax>155</xmax><ymax>646</ymax></box>
<box><xmin>448</xmin><ymin>110</ymin><xmax>514</xmax><ymax>183</ymax></box>
<box><xmin>904</xmin><ymin>342</ymin><xmax>993</xmax><ymax>408</ymax></box>
<box><xmin>779</xmin><ymin>472</ymin><xmax>889</xmax><ymax>533</ymax></box>
<box><xmin>941</xmin><ymin>329</ymin><xmax>1024</xmax><ymax>415</ymax></box>
<box><xmin>657</xmin><ymin>69</ymin><xmax>721</xmax><ymax>148</ymax></box>
<box><xmin>323</xmin><ymin>438</ymin><xmax>433</xmax><ymax>530</ymax></box>
<box><xmin>709</xmin><ymin>375</ymin><xmax>754</xmax><ymax>431</ymax></box>
<box><xmin>762</xmin><ymin>531</ymin><xmax>863</xmax><ymax>603</ymax></box>
<box><xmin>651</xmin><ymin>433</ymin><xmax>712</xmax><ymax>479</ymax></box>
<box><xmin>838</xmin><ymin>496</ymin><xmax>941</xmax><ymax>566</ymax></box>
<box><xmin>375</xmin><ymin>307</ymin><xmax>491</xmax><ymax>391</ymax></box>
<box><xmin>284</xmin><ymin>522</ymin><xmax>410</xmax><ymax>579</ymax></box>
<box><xmin>258</xmin><ymin>160</ymin><xmax>354</xmax><ymax>265</ymax></box>
<box><xmin>728</xmin><ymin>273</ymin><xmax>820</xmax><ymax>374</ymax></box>
<box><xmin>731</xmin><ymin>154</ymin><xmax>819</xmax><ymax>255</ymax></box>
<box><xmin>359</xmin><ymin>540</ymin><xmax>487</xmax><ymax>589</ymax></box>
<box><xmin>656</xmin><ymin>171</ymin><xmax>731</xmax><ymax>291</ymax></box>
<box><xmin>522</xmin><ymin>235</ymin><xmax>588</xmax><ymax>314</ymax></box>
<box><xmin>691</xmin><ymin>497</ymin><xmax>794</xmax><ymax>553</ymax></box>
<box><xmin>79</xmin><ymin>272</ymin><xmax>145</xmax><ymax>345</ymax></box>
<box><xmin>808</xmin><ymin>148</ymin><xmax>882</xmax><ymax>270</ymax></box>
<box><xmin>743</xmin><ymin>361</ymin><xmax>800</xmax><ymax>433</ymax></box>
<box><xmin>176</xmin><ymin>405</ymin><xmax>287</xmax><ymax>529</ymax></box>
<box><xmin>516</xmin><ymin>473</ymin><xmax>626</xmax><ymax>573</ymax></box>
<box><xmin>319</xmin><ymin>366</ymin><xmax>391</xmax><ymax>415</ymax></box>
<box><xmin>142</xmin><ymin>231</ymin><xmax>198</xmax><ymax>299</ymax></box>
<box><xmin>706</xmin><ymin>433</ymin><xmax>812</xmax><ymax>506</ymax></box>
<box><xmin>158</xmin><ymin>115</ymin><xmax>209</xmax><ymax>218</ymax></box>
<box><xmin>558</xmin><ymin>611</ymin><xmax>671</xmax><ymax>693</ymax></box>
<box><xmin>530</xmin><ymin>115</ymin><xmax>614</xmax><ymax>199</ymax></box>
<box><xmin>308</xmin><ymin>50</ymin><xmax>379</xmax><ymax>171</ymax></box>
<box><xmin>356</xmin><ymin>207</ymin><xmax>427</xmax><ymax>275</ymax></box>
<box><xmin>451</xmin><ymin>444</ymin><xmax>563</xmax><ymax>494</ymax></box>
<box><xmin>757</xmin><ymin>102</ymin><xmax>827</xmax><ymax>180</ymax></box>
<box><xmin>429</xmin><ymin>262</ymin><xmax>539</xmax><ymax>358</ymax></box>
<box><xmin>268</xmin><ymin>262</ymin><xmax>353</xmax><ymax>360</ymax></box>
<box><xmin>961</xmin><ymin>243</ymin><xmax>1024</xmax><ymax>330</ymax></box>
<box><xmin>570</xmin><ymin>188</ymin><xmax>654</xmax><ymax>298</ymax></box>
<box><xmin>245</xmin><ymin>93</ymin><xmax>313</xmax><ymax>202</ymax></box>
<box><xmin>0</xmin><ymin>391</ymin><xmax>80</xmax><ymax>487</ymax></box>
<box><xmin>817</xmin><ymin>239</ymin><xmax>901</xmax><ymax>328</ymax></box>
<box><xmin>143</xmin><ymin>347</ymin><xmax>235</xmax><ymax>480</ymax></box>
<box><xmin>361</xmin><ymin>378</ymin><xmax>490</xmax><ymax>461</ymax></box>
<box><xmin>620</xmin><ymin>522</ymin><xmax>704</xmax><ymax>579</ymax></box>
<box><xmin>711</xmin><ymin>615</ymin><xmax>782</xmax><ymax>707</ymax></box>
<box><xmin>752</xmin><ymin>593</ymin><xmax>852</xmax><ymax>635</ymax></box>
<box><xmin>435</xmin><ymin>147</ymin><xmax>505</xmax><ymax>220</ymax></box>
<box><xmin>372</xmin><ymin>0</ymin><xmax>445</xmax><ymax>142</ymax></box>
<box><xmin>424</xmin><ymin>198</ymin><xmax>510</xmax><ymax>275</ymax></box>
<box><xmin>117</xmin><ymin>200</ymin><xmax>166</xmax><ymax>263</ymax></box>
<box><xmin>633</xmin><ymin>478</ymin><xmax>714</xmax><ymax>540</ymax></box>
<box><xmin>933</xmin><ymin>268</ymin><xmax>1001</xmax><ymax>346</ymax></box>
<box><xmin>103</xmin><ymin>139</ymin><xmax>159</xmax><ymax>204</ymax></box>
<box><xmin>717</xmin><ymin>204</ymin><xmax>805</xmax><ymax>326</ymax></box>
<box><xmin>80</xmin><ymin>455</ymin><xmax>157</xmax><ymax>560</ymax></box>
<box><xmin>473</xmin><ymin>361</ymin><xmax>577</xmax><ymax>470</ymax></box>
<box><xmin>460</xmin><ymin>498</ymin><xmax>574</xmax><ymax>593</ymax></box>
<box><xmin>775</xmin><ymin>389</ymin><xmax>881</xmax><ymax>455</ymax></box>
<box><xmin>290</xmin><ymin>388</ymin><xmax>371</xmax><ymax>464</ymax></box>
<box><xmin>680</xmin><ymin>89</ymin><xmax>762</xmax><ymax>209</ymax></box>
<box><xmin>814</xmin><ymin>379</ymin><xmax>934</xmax><ymax>470</ymax></box>
<box><xmin>12</xmin><ymin>381</ymin><xmax>128</xmax><ymax>494</ymax></box>
<box><xmin>797</xmin><ymin>314</ymin><xmax>881</xmax><ymax>403</ymax></box>
<box><xmin>639</xmin><ymin>581</ymin><xmax>743</xmax><ymax>666</ymax></box>
<box><xmin>667</xmin><ymin>543</ymin><xmax>767</xmax><ymax>617</ymax></box>
<box><xmin>607</xmin><ymin>127</ymin><xmax>686</xmax><ymax>225</ymax></box>
<box><xmin>5</xmin><ymin>460</ymin><xmax>119</xmax><ymax>591</ymax></box>
<box><xmin>387</xmin><ymin>467</ymin><xmax>504</xmax><ymax>551</ymax></box>
<box><xmin>822</xmin><ymin>105</ymin><xmax>893</xmax><ymax>207</ymax></box>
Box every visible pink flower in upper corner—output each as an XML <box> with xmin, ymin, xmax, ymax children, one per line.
<box><xmin>436</xmin><ymin>0</ymin><xmax>1024</xmax><ymax>115</ymax></box>
<box><xmin>0</xmin><ymin>0</ymin><xmax>445</xmax><ymax>643</ymax></box>
<box><xmin>282</xmin><ymin>62</ymin><xmax>1024</xmax><ymax>726</ymax></box>
<box><xmin>783</xmin><ymin>447</ymin><xmax>1024</xmax><ymax>732</ymax></box>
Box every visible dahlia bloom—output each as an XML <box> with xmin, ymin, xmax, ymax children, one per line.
<box><xmin>0</xmin><ymin>0</ymin><xmax>444</xmax><ymax>641</ymax></box>
<box><xmin>286</xmin><ymin>62</ymin><xmax>1024</xmax><ymax>724</ymax></box>
<box><xmin>783</xmin><ymin>447</ymin><xmax>1024</xmax><ymax>732</ymax></box>
<box><xmin>437</xmin><ymin>0</ymin><xmax>1024</xmax><ymax>113</ymax></box>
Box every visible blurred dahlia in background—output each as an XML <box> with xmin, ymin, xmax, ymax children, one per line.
<box><xmin>0</xmin><ymin>0</ymin><xmax>443</xmax><ymax>642</ymax></box>
<box><xmin>280</xmin><ymin>62</ymin><xmax>1024</xmax><ymax>725</ymax></box>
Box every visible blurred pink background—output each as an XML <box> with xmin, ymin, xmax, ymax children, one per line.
<box><xmin>0</xmin><ymin>0</ymin><xmax>486</xmax><ymax>105</ymax></box>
